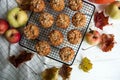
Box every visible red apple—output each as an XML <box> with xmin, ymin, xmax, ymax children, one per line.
<box><xmin>5</xmin><ymin>29</ymin><xmax>21</xmax><ymax>43</ymax></box>
<box><xmin>85</xmin><ymin>30</ymin><xmax>101</xmax><ymax>45</ymax></box>
<box><xmin>0</xmin><ymin>19</ymin><xmax>9</xmax><ymax>35</ymax></box>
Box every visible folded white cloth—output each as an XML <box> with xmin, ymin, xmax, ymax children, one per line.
<box><xmin>0</xmin><ymin>37</ymin><xmax>47</xmax><ymax>80</ymax></box>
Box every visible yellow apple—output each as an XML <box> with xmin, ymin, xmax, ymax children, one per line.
<box><xmin>105</xmin><ymin>1</ymin><xmax>120</xmax><ymax>20</ymax></box>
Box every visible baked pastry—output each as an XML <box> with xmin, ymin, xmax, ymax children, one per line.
<box><xmin>67</xmin><ymin>29</ymin><xmax>82</xmax><ymax>44</ymax></box>
<box><xmin>48</xmin><ymin>30</ymin><xmax>64</xmax><ymax>46</ymax></box>
<box><xmin>24</xmin><ymin>23</ymin><xmax>40</xmax><ymax>39</ymax></box>
<box><xmin>69</xmin><ymin>0</ymin><xmax>83</xmax><ymax>11</ymax></box>
<box><xmin>39</xmin><ymin>12</ymin><xmax>54</xmax><ymax>28</ymax></box>
<box><xmin>41</xmin><ymin>67</ymin><xmax>59</xmax><ymax>80</ymax></box>
<box><xmin>59</xmin><ymin>47</ymin><xmax>75</xmax><ymax>62</ymax></box>
<box><xmin>30</xmin><ymin>0</ymin><xmax>45</xmax><ymax>12</ymax></box>
<box><xmin>35</xmin><ymin>41</ymin><xmax>51</xmax><ymax>56</ymax></box>
<box><xmin>50</xmin><ymin>0</ymin><xmax>65</xmax><ymax>11</ymax></box>
<box><xmin>16</xmin><ymin>0</ymin><xmax>31</xmax><ymax>10</ymax></box>
<box><xmin>72</xmin><ymin>12</ymin><xmax>86</xmax><ymax>27</ymax></box>
<box><xmin>56</xmin><ymin>13</ymin><xmax>70</xmax><ymax>29</ymax></box>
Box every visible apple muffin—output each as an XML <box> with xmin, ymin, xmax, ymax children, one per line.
<box><xmin>24</xmin><ymin>23</ymin><xmax>40</xmax><ymax>39</ymax></box>
<box><xmin>72</xmin><ymin>12</ymin><xmax>86</xmax><ymax>28</ymax></box>
<box><xmin>67</xmin><ymin>29</ymin><xmax>82</xmax><ymax>44</ymax></box>
<box><xmin>59</xmin><ymin>47</ymin><xmax>75</xmax><ymax>62</ymax></box>
<box><xmin>30</xmin><ymin>0</ymin><xmax>45</xmax><ymax>12</ymax></box>
<box><xmin>50</xmin><ymin>0</ymin><xmax>65</xmax><ymax>11</ymax></box>
<box><xmin>39</xmin><ymin>12</ymin><xmax>54</xmax><ymax>28</ymax></box>
<box><xmin>69</xmin><ymin>0</ymin><xmax>83</xmax><ymax>11</ymax></box>
<box><xmin>56</xmin><ymin>13</ymin><xmax>70</xmax><ymax>29</ymax></box>
<box><xmin>35</xmin><ymin>41</ymin><xmax>51</xmax><ymax>56</ymax></box>
<box><xmin>48</xmin><ymin>30</ymin><xmax>64</xmax><ymax>46</ymax></box>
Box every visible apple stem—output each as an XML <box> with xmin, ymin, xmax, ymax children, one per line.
<box><xmin>82</xmin><ymin>45</ymin><xmax>97</xmax><ymax>50</ymax></box>
<box><xmin>119</xmin><ymin>7</ymin><xmax>120</xmax><ymax>10</ymax></box>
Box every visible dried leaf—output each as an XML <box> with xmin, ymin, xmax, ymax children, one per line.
<box><xmin>94</xmin><ymin>11</ymin><xmax>109</xmax><ymax>30</ymax></box>
<box><xmin>79</xmin><ymin>57</ymin><xmax>92</xmax><ymax>72</ymax></box>
<box><xmin>9</xmin><ymin>51</ymin><xmax>34</xmax><ymax>68</ymax></box>
<box><xmin>100</xmin><ymin>34</ymin><xmax>115</xmax><ymax>52</ymax></box>
<box><xmin>41</xmin><ymin>67</ymin><xmax>59</xmax><ymax>80</ymax></box>
<box><xmin>59</xmin><ymin>64</ymin><xmax>72</xmax><ymax>80</ymax></box>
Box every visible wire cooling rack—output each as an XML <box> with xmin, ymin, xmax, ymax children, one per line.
<box><xmin>19</xmin><ymin>0</ymin><xmax>95</xmax><ymax>65</ymax></box>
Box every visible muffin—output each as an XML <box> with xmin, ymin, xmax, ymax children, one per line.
<box><xmin>69</xmin><ymin>0</ymin><xmax>83</xmax><ymax>11</ymax></box>
<box><xmin>39</xmin><ymin>12</ymin><xmax>54</xmax><ymax>28</ymax></box>
<box><xmin>24</xmin><ymin>23</ymin><xmax>40</xmax><ymax>39</ymax></box>
<box><xmin>67</xmin><ymin>29</ymin><xmax>82</xmax><ymax>44</ymax></box>
<box><xmin>48</xmin><ymin>30</ymin><xmax>64</xmax><ymax>46</ymax></box>
<box><xmin>35</xmin><ymin>41</ymin><xmax>51</xmax><ymax>56</ymax></box>
<box><xmin>50</xmin><ymin>0</ymin><xmax>65</xmax><ymax>11</ymax></box>
<box><xmin>72</xmin><ymin>12</ymin><xmax>86</xmax><ymax>27</ymax></box>
<box><xmin>59</xmin><ymin>47</ymin><xmax>75</xmax><ymax>62</ymax></box>
<box><xmin>56</xmin><ymin>13</ymin><xmax>70</xmax><ymax>29</ymax></box>
<box><xmin>16</xmin><ymin>0</ymin><xmax>31</xmax><ymax>10</ymax></box>
<box><xmin>30</xmin><ymin>0</ymin><xmax>45</xmax><ymax>12</ymax></box>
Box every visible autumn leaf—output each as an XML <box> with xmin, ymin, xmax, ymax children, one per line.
<box><xmin>94</xmin><ymin>11</ymin><xmax>109</xmax><ymax>30</ymax></box>
<box><xmin>100</xmin><ymin>34</ymin><xmax>115</xmax><ymax>52</ymax></box>
<box><xmin>41</xmin><ymin>67</ymin><xmax>59</xmax><ymax>80</ymax></box>
<box><xmin>9</xmin><ymin>51</ymin><xmax>34</xmax><ymax>68</ymax></box>
<box><xmin>59</xmin><ymin>64</ymin><xmax>72</xmax><ymax>80</ymax></box>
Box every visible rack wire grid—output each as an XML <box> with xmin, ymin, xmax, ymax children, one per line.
<box><xmin>19</xmin><ymin>0</ymin><xmax>95</xmax><ymax>65</ymax></box>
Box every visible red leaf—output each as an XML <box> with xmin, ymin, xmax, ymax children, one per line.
<box><xmin>100</xmin><ymin>34</ymin><xmax>115</xmax><ymax>52</ymax></box>
<box><xmin>94</xmin><ymin>11</ymin><xmax>109</xmax><ymax>30</ymax></box>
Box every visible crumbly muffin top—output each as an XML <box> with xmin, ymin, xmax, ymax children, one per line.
<box><xmin>72</xmin><ymin>12</ymin><xmax>86</xmax><ymax>27</ymax></box>
<box><xmin>50</xmin><ymin>0</ymin><xmax>65</xmax><ymax>11</ymax></box>
<box><xmin>24</xmin><ymin>23</ymin><xmax>40</xmax><ymax>39</ymax></box>
<box><xmin>67</xmin><ymin>29</ymin><xmax>82</xmax><ymax>44</ymax></box>
<box><xmin>35</xmin><ymin>41</ymin><xmax>51</xmax><ymax>56</ymax></box>
<box><xmin>30</xmin><ymin>0</ymin><xmax>45</xmax><ymax>12</ymax></box>
<box><xmin>59</xmin><ymin>47</ymin><xmax>75</xmax><ymax>62</ymax></box>
<box><xmin>48</xmin><ymin>30</ymin><xmax>64</xmax><ymax>46</ymax></box>
<box><xmin>56</xmin><ymin>13</ymin><xmax>70</xmax><ymax>29</ymax></box>
<box><xmin>69</xmin><ymin>0</ymin><xmax>83</xmax><ymax>11</ymax></box>
<box><xmin>39</xmin><ymin>12</ymin><xmax>54</xmax><ymax>28</ymax></box>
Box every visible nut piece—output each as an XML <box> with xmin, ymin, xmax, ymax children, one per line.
<box><xmin>69</xmin><ymin>0</ymin><xmax>83</xmax><ymax>11</ymax></box>
<box><xmin>24</xmin><ymin>23</ymin><xmax>40</xmax><ymax>40</ymax></box>
<box><xmin>48</xmin><ymin>30</ymin><xmax>64</xmax><ymax>46</ymax></box>
<box><xmin>35</xmin><ymin>41</ymin><xmax>51</xmax><ymax>56</ymax></box>
<box><xmin>30</xmin><ymin>0</ymin><xmax>45</xmax><ymax>12</ymax></box>
<box><xmin>56</xmin><ymin>13</ymin><xmax>70</xmax><ymax>29</ymax></box>
<box><xmin>50</xmin><ymin>0</ymin><xmax>65</xmax><ymax>11</ymax></box>
<box><xmin>59</xmin><ymin>47</ymin><xmax>75</xmax><ymax>62</ymax></box>
<box><xmin>39</xmin><ymin>12</ymin><xmax>54</xmax><ymax>28</ymax></box>
<box><xmin>67</xmin><ymin>29</ymin><xmax>82</xmax><ymax>44</ymax></box>
<box><xmin>72</xmin><ymin>12</ymin><xmax>86</xmax><ymax>27</ymax></box>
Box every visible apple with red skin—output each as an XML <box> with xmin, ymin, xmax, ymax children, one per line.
<box><xmin>85</xmin><ymin>30</ymin><xmax>101</xmax><ymax>45</ymax></box>
<box><xmin>0</xmin><ymin>19</ymin><xmax>9</xmax><ymax>35</ymax></box>
<box><xmin>5</xmin><ymin>29</ymin><xmax>21</xmax><ymax>43</ymax></box>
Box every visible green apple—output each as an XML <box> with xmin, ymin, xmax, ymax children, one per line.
<box><xmin>105</xmin><ymin>1</ymin><xmax>120</xmax><ymax>20</ymax></box>
<box><xmin>7</xmin><ymin>7</ymin><xmax>28</xmax><ymax>28</ymax></box>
